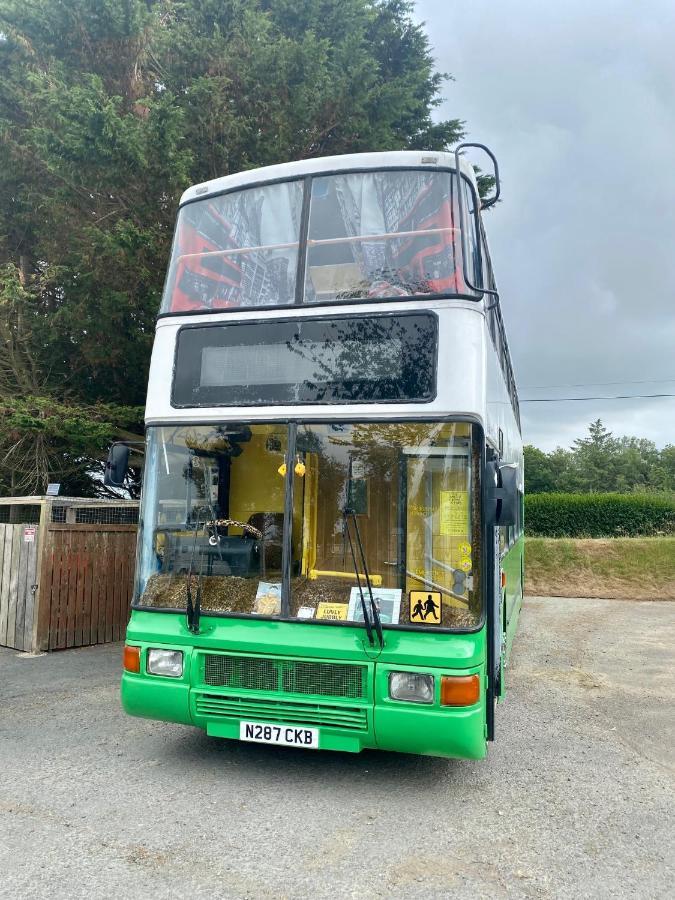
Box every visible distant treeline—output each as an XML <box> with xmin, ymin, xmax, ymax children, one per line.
<box><xmin>525</xmin><ymin>420</ymin><xmax>675</xmax><ymax>494</ymax></box>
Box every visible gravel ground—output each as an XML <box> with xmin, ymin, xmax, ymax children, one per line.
<box><xmin>0</xmin><ymin>597</ymin><xmax>673</xmax><ymax>899</ymax></box>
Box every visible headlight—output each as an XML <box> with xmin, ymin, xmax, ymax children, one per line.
<box><xmin>389</xmin><ymin>672</ymin><xmax>434</xmax><ymax>704</ymax></box>
<box><xmin>147</xmin><ymin>648</ymin><xmax>184</xmax><ymax>678</ymax></box>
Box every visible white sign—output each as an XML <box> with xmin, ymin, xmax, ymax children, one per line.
<box><xmin>46</xmin><ymin>483</ymin><xmax>61</xmax><ymax>496</ymax></box>
<box><xmin>348</xmin><ymin>587</ymin><xmax>401</xmax><ymax>625</ymax></box>
<box><xmin>23</xmin><ymin>526</ymin><xmax>36</xmax><ymax>543</ymax></box>
<box><xmin>240</xmin><ymin>720</ymin><xmax>318</xmax><ymax>748</ymax></box>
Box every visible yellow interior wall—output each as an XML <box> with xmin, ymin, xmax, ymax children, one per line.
<box><xmin>229</xmin><ymin>428</ymin><xmax>285</xmax><ymax>526</ymax></box>
<box><xmin>228</xmin><ymin>427</ymin><xmax>302</xmax><ymax>542</ymax></box>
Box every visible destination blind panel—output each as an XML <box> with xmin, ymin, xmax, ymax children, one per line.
<box><xmin>172</xmin><ymin>313</ymin><xmax>437</xmax><ymax>406</ymax></box>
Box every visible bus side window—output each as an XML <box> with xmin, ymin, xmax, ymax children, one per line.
<box><xmin>463</xmin><ymin>181</ymin><xmax>482</xmax><ymax>290</ymax></box>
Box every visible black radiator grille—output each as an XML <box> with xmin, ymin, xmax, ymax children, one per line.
<box><xmin>203</xmin><ymin>654</ymin><xmax>367</xmax><ymax>699</ymax></box>
<box><xmin>194</xmin><ymin>694</ymin><xmax>368</xmax><ymax>730</ymax></box>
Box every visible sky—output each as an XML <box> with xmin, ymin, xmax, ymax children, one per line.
<box><xmin>415</xmin><ymin>0</ymin><xmax>675</xmax><ymax>450</ymax></box>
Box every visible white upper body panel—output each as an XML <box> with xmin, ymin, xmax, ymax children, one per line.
<box><xmin>146</xmin><ymin>299</ymin><xmax>486</xmax><ymax>425</ymax></box>
<box><xmin>485</xmin><ymin>330</ymin><xmax>524</xmax><ymax>487</ymax></box>
<box><xmin>146</xmin><ymin>298</ymin><xmax>522</xmax><ymax>482</ymax></box>
<box><xmin>179</xmin><ymin>151</ymin><xmax>479</xmax><ymax>207</ymax></box>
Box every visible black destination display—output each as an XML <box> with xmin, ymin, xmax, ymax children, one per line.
<box><xmin>172</xmin><ymin>313</ymin><xmax>437</xmax><ymax>406</ymax></box>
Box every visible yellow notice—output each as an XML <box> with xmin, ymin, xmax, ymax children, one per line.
<box><xmin>316</xmin><ymin>602</ymin><xmax>348</xmax><ymax>621</ymax></box>
<box><xmin>409</xmin><ymin>590</ymin><xmax>442</xmax><ymax>624</ymax></box>
<box><xmin>440</xmin><ymin>490</ymin><xmax>469</xmax><ymax>536</ymax></box>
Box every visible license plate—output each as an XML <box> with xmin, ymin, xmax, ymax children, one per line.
<box><xmin>239</xmin><ymin>720</ymin><xmax>319</xmax><ymax>749</ymax></box>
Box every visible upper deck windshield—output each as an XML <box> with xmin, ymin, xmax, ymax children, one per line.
<box><xmin>136</xmin><ymin>422</ymin><xmax>481</xmax><ymax>631</ymax></box>
<box><xmin>161</xmin><ymin>169</ymin><xmax>477</xmax><ymax>314</ymax></box>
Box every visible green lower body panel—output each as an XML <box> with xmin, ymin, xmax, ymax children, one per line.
<box><xmin>122</xmin><ymin>672</ymin><xmax>191</xmax><ymax>725</ymax></box>
<box><xmin>122</xmin><ymin>665</ymin><xmax>486</xmax><ymax>760</ymax></box>
<box><xmin>122</xmin><ymin>613</ymin><xmax>487</xmax><ymax>760</ymax></box>
<box><xmin>373</xmin><ymin>704</ymin><xmax>486</xmax><ymax>759</ymax></box>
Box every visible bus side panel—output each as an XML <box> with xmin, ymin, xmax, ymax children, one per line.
<box><xmin>499</xmin><ymin>535</ymin><xmax>524</xmax><ymax>696</ymax></box>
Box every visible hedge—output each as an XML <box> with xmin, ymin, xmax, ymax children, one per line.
<box><xmin>524</xmin><ymin>492</ymin><xmax>675</xmax><ymax>537</ymax></box>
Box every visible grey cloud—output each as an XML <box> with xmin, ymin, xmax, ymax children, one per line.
<box><xmin>415</xmin><ymin>0</ymin><xmax>675</xmax><ymax>449</ymax></box>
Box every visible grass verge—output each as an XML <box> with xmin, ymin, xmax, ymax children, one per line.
<box><xmin>524</xmin><ymin>536</ymin><xmax>675</xmax><ymax>600</ymax></box>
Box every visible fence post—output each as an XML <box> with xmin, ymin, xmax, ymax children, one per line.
<box><xmin>33</xmin><ymin>498</ymin><xmax>51</xmax><ymax>652</ymax></box>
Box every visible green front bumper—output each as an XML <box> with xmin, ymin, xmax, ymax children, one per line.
<box><xmin>122</xmin><ymin>611</ymin><xmax>487</xmax><ymax>760</ymax></box>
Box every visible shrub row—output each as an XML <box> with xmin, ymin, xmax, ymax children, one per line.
<box><xmin>524</xmin><ymin>492</ymin><xmax>675</xmax><ymax>537</ymax></box>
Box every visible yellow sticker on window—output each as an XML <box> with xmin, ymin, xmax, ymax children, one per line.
<box><xmin>459</xmin><ymin>556</ymin><xmax>472</xmax><ymax>573</ymax></box>
<box><xmin>316</xmin><ymin>602</ymin><xmax>348</xmax><ymax>621</ymax></box>
<box><xmin>409</xmin><ymin>590</ymin><xmax>442</xmax><ymax>624</ymax></box>
<box><xmin>440</xmin><ymin>490</ymin><xmax>469</xmax><ymax>536</ymax></box>
<box><xmin>458</xmin><ymin>541</ymin><xmax>472</xmax><ymax>556</ymax></box>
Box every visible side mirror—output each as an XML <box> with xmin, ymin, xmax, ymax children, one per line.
<box><xmin>104</xmin><ymin>443</ymin><xmax>130</xmax><ymax>488</ymax></box>
<box><xmin>485</xmin><ymin>462</ymin><xmax>519</xmax><ymax>526</ymax></box>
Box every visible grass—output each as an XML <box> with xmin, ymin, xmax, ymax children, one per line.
<box><xmin>524</xmin><ymin>536</ymin><xmax>675</xmax><ymax>600</ymax></box>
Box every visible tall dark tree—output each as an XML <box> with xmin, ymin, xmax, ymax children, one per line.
<box><xmin>0</xmin><ymin>0</ymin><xmax>465</xmax><ymax>495</ymax></box>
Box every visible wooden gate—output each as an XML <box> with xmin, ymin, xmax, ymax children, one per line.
<box><xmin>0</xmin><ymin>496</ymin><xmax>139</xmax><ymax>652</ymax></box>
<box><xmin>37</xmin><ymin>524</ymin><xmax>137</xmax><ymax>650</ymax></box>
<box><xmin>0</xmin><ymin>523</ymin><xmax>39</xmax><ymax>652</ymax></box>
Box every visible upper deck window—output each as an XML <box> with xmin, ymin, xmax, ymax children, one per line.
<box><xmin>304</xmin><ymin>171</ymin><xmax>465</xmax><ymax>303</ymax></box>
<box><xmin>160</xmin><ymin>169</ymin><xmax>478</xmax><ymax>315</ymax></box>
<box><xmin>163</xmin><ymin>179</ymin><xmax>303</xmax><ymax>313</ymax></box>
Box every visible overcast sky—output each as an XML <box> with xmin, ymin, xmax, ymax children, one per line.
<box><xmin>415</xmin><ymin>0</ymin><xmax>675</xmax><ymax>450</ymax></box>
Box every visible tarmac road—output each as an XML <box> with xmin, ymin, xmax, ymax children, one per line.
<box><xmin>1</xmin><ymin>597</ymin><xmax>673</xmax><ymax>899</ymax></box>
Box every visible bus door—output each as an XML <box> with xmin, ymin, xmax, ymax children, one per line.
<box><xmin>402</xmin><ymin>441</ymin><xmax>475</xmax><ymax>627</ymax></box>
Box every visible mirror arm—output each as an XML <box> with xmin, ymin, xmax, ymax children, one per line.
<box><xmin>454</xmin><ymin>142</ymin><xmax>500</xmax><ymax>301</ymax></box>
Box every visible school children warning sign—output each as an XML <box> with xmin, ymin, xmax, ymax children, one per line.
<box><xmin>409</xmin><ymin>590</ymin><xmax>442</xmax><ymax>624</ymax></box>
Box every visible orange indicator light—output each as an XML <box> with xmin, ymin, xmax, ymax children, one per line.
<box><xmin>501</xmin><ymin>570</ymin><xmax>507</xmax><ymax>588</ymax></box>
<box><xmin>123</xmin><ymin>645</ymin><xmax>141</xmax><ymax>673</ymax></box>
<box><xmin>440</xmin><ymin>674</ymin><xmax>480</xmax><ymax>706</ymax></box>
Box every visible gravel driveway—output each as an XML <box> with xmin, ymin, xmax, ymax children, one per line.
<box><xmin>1</xmin><ymin>597</ymin><xmax>673</xmax><ymax>899</ymax></box>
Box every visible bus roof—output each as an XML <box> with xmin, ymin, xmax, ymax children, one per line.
<box><xmin>179</xmin><ymin>150</ymin><xmax>479</xmax><ymax>207</ymax></box>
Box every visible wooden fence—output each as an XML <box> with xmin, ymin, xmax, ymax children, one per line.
<box><xmin>0</xmin><ymin>523</ymin><xmax>38</xmax><ymax>652</ymax></box>
<box><xmin>0</xmin><ymin>497</ymin><xmax>138</xmax><ymax>652</ymax></box>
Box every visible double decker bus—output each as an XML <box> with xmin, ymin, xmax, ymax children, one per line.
<box><xmin>110</xmin><ymin>146</ymin><xmax>524</xmax><ymax>760</ymax></box>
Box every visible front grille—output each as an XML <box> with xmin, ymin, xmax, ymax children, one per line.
<box><xmin>194</xmin><ymin>693</ymin><xmax>368</xmax><ymax>730</ymax></box>
<box><xmin>204</xmin><ymin>655</ymin><xmax>278</xmax><ymax>692</ymax></box>
<box><xmin>203</xmin><ymin>654</ymin><xmax>367</xmax><ymax>699</ymax></box>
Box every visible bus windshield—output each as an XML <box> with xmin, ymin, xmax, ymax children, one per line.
<box><xmin>136</xmin><ymin>422</ymin><xmax>481</xmax><ymax>631</ymax></box>
<box><xmin>161</xmin><ymin>169</ymin><xmax>475</xmax><ymax>313</ymax></box>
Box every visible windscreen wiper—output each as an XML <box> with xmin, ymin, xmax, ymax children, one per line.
<box><xmin>343</xmin><ymin>509</ymin><xmax>383</xmax><ymax>648</ymax></box>
<box><xmin>185</xmin><ymin>518</ymin><xmax>203</xmax><ymax>634</ymax></box>
<box><xmin>343</xmin><ymin>510</ymin><xmax>374</xmax><ymax>647</ymax></box>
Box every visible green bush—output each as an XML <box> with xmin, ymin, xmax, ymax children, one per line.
<box><xmin>524</xmin><ymin>493</ymin><xmax>675</xmax><ymax>537</ymax></box>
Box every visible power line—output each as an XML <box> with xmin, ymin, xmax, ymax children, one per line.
<box><xmin>521</xmin><ymin>377</ymin><xmax>675</xmax><ymax>390</ymax></box>
<box><xmin>521</xmin><ymin>393</ymin><xmax>675</xmax><ymax>403</ymax></box>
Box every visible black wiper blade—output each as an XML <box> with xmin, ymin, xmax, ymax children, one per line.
<box><xmin>343</xmin><ymin>510</ymin><xmax>374</xmax><ymax>647</ymax></box>
<box><xmin>185</xmin><ymin>520</ymin><xmax>202</xmax><ymax>634</ymax></box>
<box><xmin>345</xmin><ymin>509</ymin><xmax>384</xmax><ymax>647</ymax></box>
<box><xmin>347</xmin><ymin>509</ymin><xmax>384</xmax><ymax>648</ymax></box>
